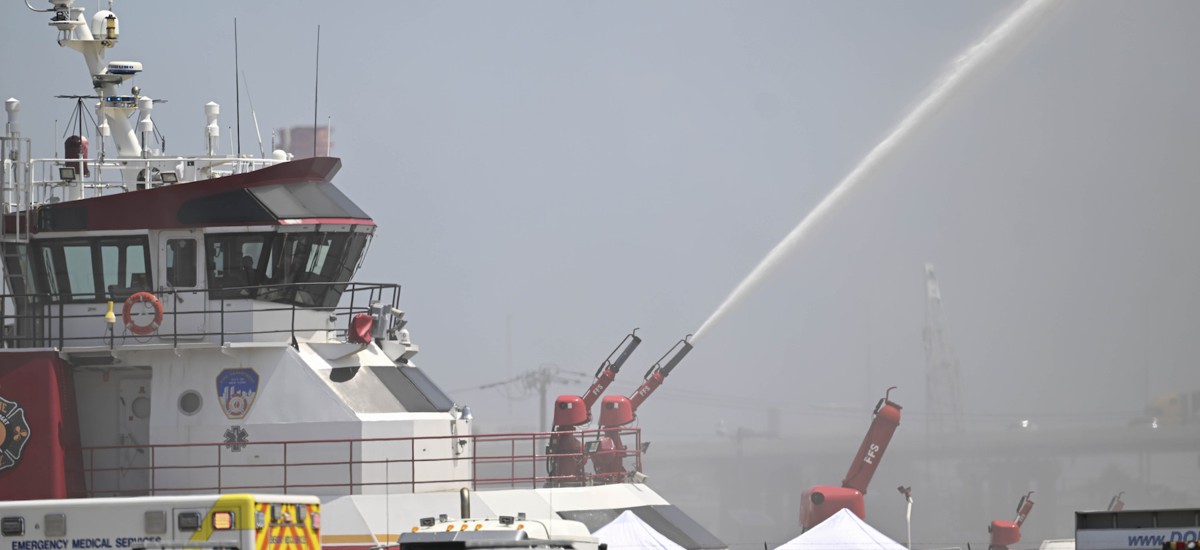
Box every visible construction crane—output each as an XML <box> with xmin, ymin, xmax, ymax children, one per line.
<box><xmin>800</xmin><ymin>387</ymin><xmax>903</xmax><ymax>530</ymax></box>
<box><xmin>924</xmin><ymin>263</ymin><xmax>965</xmax><ymax>436</ymax></box>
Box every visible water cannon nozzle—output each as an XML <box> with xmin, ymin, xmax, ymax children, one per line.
<box><xmin>650</xmin><ymin>336</ymin><xmax>694</xmax><ymax>378</ymax></box>
<box><xmin>596</xmin><ymin>328</ymin><xmax>643</xmax><ymax>378</ymax></box>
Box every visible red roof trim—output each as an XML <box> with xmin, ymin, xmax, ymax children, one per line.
<box><xmin>13</xmin><ymin>157</ymin><xmax>373</xmax><ymax>233</ymax></box>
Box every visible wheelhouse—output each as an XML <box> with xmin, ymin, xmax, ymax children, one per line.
<box><xmin>1</xmin><ymin>158</ymin><xmax>379</xmax><ymax>348</ymax></box>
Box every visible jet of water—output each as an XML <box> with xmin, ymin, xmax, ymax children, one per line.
<box><xmin>693</xmin><ymin>0</ymin><xmax>1057</xmax><ymax>343</ymax></box>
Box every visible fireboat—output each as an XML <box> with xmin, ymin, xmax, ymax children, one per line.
<box><xmin>0</xmin><ymin>2</ymin><xmax>725</xmax><ymax>549</ymax></box>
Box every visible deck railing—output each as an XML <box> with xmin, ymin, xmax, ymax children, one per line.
<box><xmin>79</xmin><ymin>428</ymin><xmax>644</xmax><ymax>497</ymax></box>
<box><xmin>0</xmin><ymin>281</ymin><xmax>403</xmax><ymax>350</ymax></box>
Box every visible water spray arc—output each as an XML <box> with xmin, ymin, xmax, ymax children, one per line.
<box><xmin>693</xmin><ymin>0</ymin><xmax>1057</xmax><ymax>342</ymax></box>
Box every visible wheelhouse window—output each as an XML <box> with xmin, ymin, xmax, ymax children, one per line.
<box><xmin>206</xmin><ymin>233</ymin><xmax>271</xmax><ymax>299</ymax></box>
<box><xmin>35</xmin><ymin>237</ymin><xmax>151</xmax><ymax>303</ymax></box>
<box><xmin>62</xmin><ymin>243</ymin><xmax>96</xmax><ymax>300</ymax></box>
<box><xmin>165</xmin><ymin>239</ymin><xmax>197</xmax><ymax>288</ymax></box>
<box><xmin>206</xmin><ymin>230</ymin><xmax>371</xmax><ymax>307</ymax></box>
<box><xmin>99</xmin><ymin>238</ymin><xmax>150</xmax><ymax>296</ymax></box>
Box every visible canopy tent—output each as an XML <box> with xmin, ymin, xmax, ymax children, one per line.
<box><xmin>776</xmin><ymin>508</ymin><xmax>907</xmax><ymax>550</ymax></box>
<box><xmin>594</xmin><ymin>509</ymin><xmax>688</xmax><ymax>550</ymax></box>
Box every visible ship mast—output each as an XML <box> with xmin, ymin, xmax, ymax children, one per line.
<box><xmin>45</xmin><ymin>0</ymin><xmax>146</xmax><ymax>160</ymax></box>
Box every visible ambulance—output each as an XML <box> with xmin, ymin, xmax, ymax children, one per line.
<box><xmin>0</xmin><ymin>495</ymin><xmax>319</xmax><ymax>550</ymax></box>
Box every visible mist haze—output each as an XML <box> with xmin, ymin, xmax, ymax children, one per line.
<box><xmin>4</xmin><ymin>0</ymin><xmax>1199</xmax><ymax>547</ymax></box>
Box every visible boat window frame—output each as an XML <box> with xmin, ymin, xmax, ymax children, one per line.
<box><xmin>33</xmin><ymin>236</ymin><xmax>153</xmax><ymax>303</ymax></box>
<box><xmin>165</xmin><ymin>238</ymin><xmax>198</xmax><ymax>288</ymax></box>
<box><xmin>205</xmin><ymin>229</ymin><xmax>372</xmax><ymax>308</ymax></box>
<box><xmin>96</xmin><ymin>236</ymin><xmax>153</xmax><ymax>299</ymax></box>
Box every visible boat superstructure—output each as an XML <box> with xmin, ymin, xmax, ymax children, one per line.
<box><xmin>0</xmin><ymin>2</ymin><xmax>724</xmax><ymax>550</ymax></box>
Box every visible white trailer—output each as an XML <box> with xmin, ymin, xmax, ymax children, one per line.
<box><xmin>1076</xmin><ymin>509</ymin><xmax>1200</xmax><ymax>550</ymax></box>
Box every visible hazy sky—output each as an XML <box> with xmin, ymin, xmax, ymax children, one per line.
<box><xmin>4</xmin><ymin>1</ymin><xmax>1199</xmax><ymax>443</ymax></box>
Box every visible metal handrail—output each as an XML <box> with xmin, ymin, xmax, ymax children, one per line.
<box><xmin>0</xmin><ymin>281</ymin><xmax>401</xmax><ymax>349</ymax></box>
<box><xmin>79</xmin><ymin>428</ymin><xmax>645</xmax><ymax>497</ymax></box>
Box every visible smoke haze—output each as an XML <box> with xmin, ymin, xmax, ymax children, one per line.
<box><xmin>4</xmin><ymin>1</ymin><xmax>1200</xmax><ymax>547</ymax></box>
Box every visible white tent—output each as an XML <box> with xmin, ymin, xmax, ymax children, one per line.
<box><xmin>594</xmin><ymin>510</ymin><xmax>687</xmax><ymax>550</ymax></box>
<box><xmin>775</xmin><ymin>508</ymin><xmax>907</xmax><ymax>550</ymax></box>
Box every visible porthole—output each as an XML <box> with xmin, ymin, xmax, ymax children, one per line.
<box><xmin>178</xmin><ymin>390</ymin><xmax>202</xmax><ymax>416</ymax></box>
<box><xmin>131</xmin><ymin>396</ymin><xmax>151</xmax><ymax>420</ymax></box>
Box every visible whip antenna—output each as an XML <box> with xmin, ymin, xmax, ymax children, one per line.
<box><xmin>242</xmin><ymin>71</ymin><xmax>265</xmax><ymax>158</ymax></box>
<box><xmin>234</xmin><ymin>18</ymin><xmax>242</xmax><ymax>159</ymax></box>
<box><xmin>313</xmin><ymin>25</ymin><xmax>320</xmax><ymax>157</ymax></box>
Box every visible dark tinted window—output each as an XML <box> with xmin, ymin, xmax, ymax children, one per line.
<box><xmin>178</xmin><ymin>190</ymin><xmax>274</xmax><ymax>225</ymax></box>
<box><xmin>1116</xmin><ymin>511</ymin><xmax>1155</xmax><ymax>529</ymax></box>
<box><xmin>633</xmin><ymin>505</ymin><xmax>727</xmax><ymax>550</ymax></box>
<box><xmin>1078</xmin><ymin>512</ymin><xmax>1115</xmax><ymax>530</ymax></box>
<box><xmin>36</xmin><ymin>205</ymin><xmax>88</xmax><ymax>231</ymax></box>
<box><xmin>166</xmin><ymin>239</ymin><xmax>198</xmax><ymax>287</ymax></box>
<box><xmin>373</xmin><ymin>367</ymin><xmax>454</xmax><ymax>413</ymax></box>
<box><xmin>1156</xmin><ymin>510</ymin><xmax>1199</xmax><ymax>528</ymax></box>
<box><xmin>206</xmin><ymin>233</ymin><xmax>271</xmax><ymax>299</ymax></box>
<box><xmin>557</xmin><ymin>509</ymin><xmax>620</xmax><ymax>532</ymax></box>
<box><xmin>259</xmin><ymin>231</ymin><xmax>370</xmax><ymax>307</ymax></box>
<box><xmin>249</xmin><ymin>182</ymin><xmax>370</xmax><ymax>220</ymax></box>
<box><xmin>205</xmin><ymin>230</ymin><xmax>371</xmax><ymax>307</ymax></box>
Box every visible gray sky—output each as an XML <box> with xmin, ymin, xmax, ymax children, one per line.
<box><xmin>5</xmin><ymin>0</ymin><xmax>1199</xmax><ymax>447</ymax></box>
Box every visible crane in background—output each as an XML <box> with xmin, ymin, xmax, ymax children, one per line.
<box><xmin>924</xmin><ymin>263</ymin><xmax>965</xmax><ymax>436</ymax></box>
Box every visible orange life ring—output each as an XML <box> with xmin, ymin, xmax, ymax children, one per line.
<box><xmin>123</xmin><ymin>291</ymin><xmax>164</xmax><ymax>336</ymax></box>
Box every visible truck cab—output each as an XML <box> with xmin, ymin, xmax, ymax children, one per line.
<box><xmin>397</xmin><ymin>515</ymin><xmax>600</xmax><ymax>550</ymax></box>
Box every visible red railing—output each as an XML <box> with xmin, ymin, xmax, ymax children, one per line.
<box><xmin>80</xmin><ymin>428</ymin><xmax>643</xmax><ymax>497</ymax></box>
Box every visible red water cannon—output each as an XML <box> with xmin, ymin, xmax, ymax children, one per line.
<box><xmin>988</xmin><ymin>491</ymin><xmax>1035</xmax><ymax>550</ymax></box>
<box><xmin>547</xmin><ymin>330</ymin><xmax>642</xmax><ymax>486</ymax></box>
<box><xmin>800</xmin><ymin>387</ymin><xmax>903</xmax><ymax>530</ymax></box>
<box><xmin>592</xmin><ymin>336</ymin><xmax>693</xmax><ymax>482</ymax></box>
<box><xmin>630</xmin><ymin>335</ymin><xmax>693</xmax><ymax>410</ymax></box>
<box><xmin>551</xmin><ymin>329</ymin><xmax>642</xmax><ymax>429</ymax></box>
<box><xmin>597</xmin><ymin>335</ymin><xmax>693</xmax><ymax>428</ymax></box>
<box><xmin>582</xmin><ymin>330</ymin><xmax>643</xmax><ymax>411</ymax></box>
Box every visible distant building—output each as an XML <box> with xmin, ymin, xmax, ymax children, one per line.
<box><xmin>275</xmin><ymin>125</ymin><xmax>332</xmax><ymax>159</ymax></box>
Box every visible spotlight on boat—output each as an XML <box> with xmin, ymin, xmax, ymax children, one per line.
<box><xmin>58</xmin><ymin>166</ymin><xmax>76</xmax><ymax>182</ymax></box>
<box><xmin>159</xmin><ymin>171</ymin><xmax>178</xmax><ymax>184</ymax></box>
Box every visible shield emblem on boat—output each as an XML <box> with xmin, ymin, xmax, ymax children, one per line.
<box><xmin>0</xmin><ymin>395</ymin><xmax>30</xmax><ymax>472</ymax></box>
<box><xmin>216</xmin><ymin>369</ymin><xmax>260</xmax><ymax>420</ymax></box>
